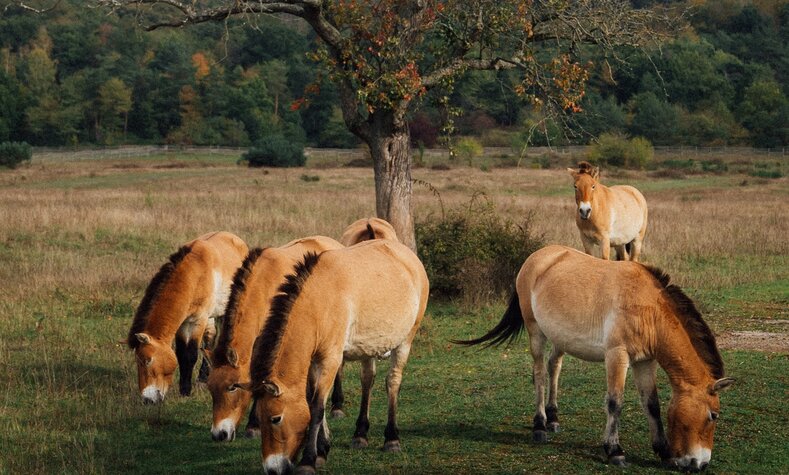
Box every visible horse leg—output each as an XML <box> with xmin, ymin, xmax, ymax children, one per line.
<box><xmin>197</xmin><ymin>318</ymin><xmax>217</xmax><ymax>383</ymax></box>
<box><xmin>600</xmin><ymin>235</ymin><xmax>611</xmax><ymax>260</ymax></box>
<box><xmin>580</xmin><ymin>233</ymin><xmax>596</xmax><ymax>257</ymax></box>
<box><xmin>382</xmin><ymin>342</ymin><xmax>415</xmax><ymax>452</ymax></box>
<box><xmin>330</xmin><ymin>361</ymin><xmax>346</xmax><ymax>418</ymax></box>
<box><xmin>632</xmin><ymin>360</ymin><xmax>670</xmax><ymax>461</ymax></box>
<box><xmin>603</xmin><ymin>348</ymin><xmax>630</xmax><ymax>466</ymax></box>
<box><xmin>174</xmin><ymin>334</ymin><xmax>200</xmax><ymax>396</ymax></box>
<box><xmin>352</xmin><ymin>358</ymin><xmax>376</xmax><ymax>449</ymax></box>
<box><xmin>526</xmin><ymin>321</ymin><xmax>549</xmax><ymax>443</ymax></box>
<box><xmin>630</xmin><ymin>237</ymin><xmax>643</xmax><ymax>262</ymax></box>
<box><xmin>297</xmin><ymin>357</ymin><xmax>341</xmax><ymax>474</ymax></box>
<box><xmin>546</xmin><ymin>346</ymin><xmax>565</xmax><ymax>433</ymax></box>
<box><xmin>614</xmin><ymin>245</ymin><xmax>628</xmax><ymax>261</ymax></box>
<box><xmin>244</xmin><ymin>397</ymin><xmax>261</xmax><ymax>438</ymax></box>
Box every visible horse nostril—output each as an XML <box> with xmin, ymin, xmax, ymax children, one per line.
<box><xmin>266</xmin><ymin>470</ymin><xmax>277</xmax><ymax>475</ymax></box>
<box><xmin>700</xmin><ymin>462</ymin><xmax>709</xmax><ymax>471</ymax></box>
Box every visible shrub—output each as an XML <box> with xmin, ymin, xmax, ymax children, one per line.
<box><xmin>455</xmin><ymin>137</ymin><xmax>483</xmax><ymax>166</ymax></box>
<box><xmin>587</xmin><ymin>133</ymin><xmax>653</xmax><ymax>169</ymax></box>
<box><xmin>416</xmin><ymin>199</ymin><xmax>544</xmax><ymax>306</ymax></box>
<box><xmin>0</xmin><ymin>141</ymin><xmax>32</xmax><ymax>169</ymax></box>
<box><xmin>242</xmin><ymin>134</ymin><xmax>305</xmax><ymax>168</ymax></box>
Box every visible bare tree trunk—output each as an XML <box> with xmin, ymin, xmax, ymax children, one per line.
<box><xmin>367</xmin><ymin>128</ymin><xmax>416</xmax><ymax>251</ymax></box>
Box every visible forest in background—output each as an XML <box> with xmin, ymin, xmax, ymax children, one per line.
<box><xmin>0</xmin><ymin>0</ymin><xmax>786</xmax><ymax>150</ymax></box>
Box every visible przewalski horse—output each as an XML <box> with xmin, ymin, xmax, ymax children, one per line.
<box><xmin>455</xmin><ymin>245</ymin><xmax>734</xmax><ymax>472</ymax></box>
<box><xmin>205</xmin><ymin>236</ymin><xmax>344</xmax><ymax>442</ymax></box>
<box><xmin>568</xmin><ymin>161</ymin><xmax>648</xmax><ymax>261</ymax></box>
<box><xmin>339</xmin><ymin>217</ymin><xmax>399</xmax><ymax>246</ymax></box>
<box><xmin>239</xmin><ymin>240</ymin><xmax>429</xmax><ymax>475</ymax></box>
<box><xmin>127</xmin><ymin>231</ymin><xmax>248</xmax><ymax>404</ymax></box>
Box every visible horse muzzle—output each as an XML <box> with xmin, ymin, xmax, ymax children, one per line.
<box><xmin>211</xmin><ymin>418</ymin><xmax>237</xmax><ymax>442</ymax></box>
<box><xmin>263</xmin><ymin>454</ymin><xmax>293</xmax><ymax>475</ymax></box>
<box><xmin>578</xmin><ymin>202</ymin><xmax>592</xmax><ymax>220</ymax></box>
<box><xmin>141</xmin><ymin>386</ymin><xmax>165</xmax><ymax>405</ymax></box>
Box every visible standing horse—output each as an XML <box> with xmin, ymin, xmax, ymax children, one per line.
<box><xmin>455</xmin><ymin>245</ymin><xmax>734</xmax><ymax>472</ymax></box>
<box><xmin>339</xmin><ymin>217</ymin><xmax>399</xmax><ymax>246</ymax></box>
<box><xmin>568</xmin><ymin>161</ymin><xmax>648</xmax><ymax>261</ymax></box>
<box><xmin>127</xmin><ymin>231</ymin><xmax>248</xmax><ymax>404</ymax></box>
<box><xmin>239</xmin><ymin>240</ymin><xmax>429</xmax><ymax>475</ymax></box>
<box><xmin>205</xmin><ymin>236</ymin><xmax>343</xmax><ymax>442</ymax></box>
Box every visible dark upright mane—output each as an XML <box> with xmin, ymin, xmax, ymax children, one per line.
<box><xmin>577</xmin><ymin>161</ymin><xmax>595</xmax><ymax>175</ymax></box>
<box><xmin>213</xmin><ymin>247</ymin><xmax>266</xmax><ymax>366</ymax></box>
<box><xmin>644</xmin><ymin>265</ymin><xmax>724</xmax><ymax>379</ymax></box>
<box><xmin>250</xmin><ymin>252</ymin><xmax>322</xmax><ymax>389</ymax></box>
<box><xmin>128</xmin><ymin>245</ymin><xmax>192</xmax><ymax>349</ymax></box>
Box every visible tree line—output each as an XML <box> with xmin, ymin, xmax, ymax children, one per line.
<box><xmin>0</xmin><ymin>1</ymin><xmax>786</xmax><ymax>149</ymax></box>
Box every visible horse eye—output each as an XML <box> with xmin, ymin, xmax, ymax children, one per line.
<box><xmin>709</xmin><ymin>411</ymin><xmax>719</xmax><ymax>422</ymax></box>
<box><xmin>270</xmin><ymin>415</ymin><xmax>283</xmax><ymax>425</ymax></box>
<box><xmin>592</xmin><ymin>185</ymin><xmax>596</xmax><ymax>190</ymax></box>
<box><xmin>145</xmin><ymin>358</ymin><xmax>153</xmax><ymax>367</ymax></box>
<box><xmin>227</xmin><ymin>385</ymin><xmax>238</xmax><ymax>393</ymax></box>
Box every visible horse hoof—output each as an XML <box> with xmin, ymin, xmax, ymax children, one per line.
<box><xmin>532</xmin><ymin>430</ymin><xmax>548</xmax><ymax>443</ymax></box>
<box><xmin>330</xmin><ymin>409</ymin><xmax>346</xmax><ymax>419</ymax></box>
<box><xmin>609</xmin><ymin>455</ymin><xmax>627</xmax><ymax>467</ymax></box>
<box><xmin>351</xmin><ymin>437</ymin><xmax>369</xmax><ymax>449</ymax></box>
<box><xmin>547</xmin><ymin>422</ymin><xmax>560</xmax><ymax>433</ymax></box>
<box><xmin>382</xmin><ymin>440</ymin><xmax>401</xmax><ymax>452</ymax></box>
<box><xmin>244</xmin><ymin>428</ymin><xmax>261</xmax><ymax>439</ymax></box>
<box><xmin>315</xmin><ymin>456</ymin><xmax>327</xmax><ymax>468</ymax></box>
<box><xmin>294</xmin><ymin>465</ymin><xmax>316</xmax><ymax>475</ymax></box>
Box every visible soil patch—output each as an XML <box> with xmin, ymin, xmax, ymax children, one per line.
<box><xmin>716</xmin><ymin>331</ymin><xmax>789</xmax><ymax>353</ymax></box>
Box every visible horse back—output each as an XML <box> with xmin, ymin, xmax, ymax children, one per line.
<box><xmin>340</xmin><ymin>217</ymin><xmax>399</xmax><ymax>246</ymax></box>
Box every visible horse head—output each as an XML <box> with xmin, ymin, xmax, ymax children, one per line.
<box><xmin>241</xmin><ymin>379</ymin><xmax>309</xmax><ymax>475</ymax></box>
<box><xmin>206</xmin><ymin>348</ymin><xmax>251</xmax><ymax>442</ymax></box>
<box><xmin>132</xmin><ymin>332</ymin><xmax>177</xmax><ymax>404</ymax></box>
<box><xmin>567</xmin><ymin>162</ymin><xmax>600</xmax><ymax>220</ymax></box>
<box><xmin>667</xmin><ymin>377</ymin><xmax>735</xmax><ymax>471</ymax></box>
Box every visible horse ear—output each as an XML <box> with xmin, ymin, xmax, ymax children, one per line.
<box><xmin>227</xmin><ymin>347</ymin><xmax>239</xmax><ymax>368</ymax></box>
<box><xmin>710</xmin><ymin>377</ymin><xmax>735</xmax><ymax>394</ymax></box>
<box><xmin>567</xmin><ymin>168</ymin><xmax>578</xmax><ymax>178</ymax></box>
<box><xmin>201</xmin><ymin>348</ymin><xmax>214</xmax><ymax>368</ymax></box>
<box><xmin>591</xmin><ymin>166</ymin><xmax>600</xmax><ymax>180</ymax></box>
<box><xmin>135</xmin><ymin>333</ymin><xmax>151</xmax><ymax>345</ymax></box>
<box><xmin>263</xmin><ymin>381</ymin><xmax>282</xmax><ymax>397</ymax></box>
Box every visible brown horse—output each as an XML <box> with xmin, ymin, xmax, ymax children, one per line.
<box><xmin>339</xmin><ymin>217</ymin><xmax>399</xmax><ymax>246</ymax></box>
<box><xmin>205</xmin><ymin>236</ymin><xmax>343</xmax><ymax>442</ymax></box>
<box><xmin>455</xmin><ymin>245</ymin><xmax>734</xmax><ymax>472</ymax></box>
<box><xmin>239</xmin><ymin>240</ymin><xmax>429</xmax><ymax>475</ymax></box>
<box><xmin>127</xmin><ymin>231</ymin><xmax>248</xmax><ymax>404</ymax></box>
<box><xmin>568</xmin><ymin>161</ymin><xmax>648</xmax><ymax>261</ymax></box>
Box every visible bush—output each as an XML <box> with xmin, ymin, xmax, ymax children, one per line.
<box><xmin>455</xmin><ymin>137</ymin><xmax>483</xmax><ymax>166</ymax></box>
<box><xmin>0</xmin><ymin>141</ymin><xmax>32</xmax><ymax>169</ymax></box>
<box><xmin>588</xmin><ymin>133</ymin><xmax>653</xmax><ymax>169</ymax></box>
<box><xmin>242</xmin><ymin>134</ymin><xmax>306</xmax><ymax>168</ymax></box>
<box><xmin>416</xmin><ymin>199</ymin><xmax>544</xmax><ymax>306</ymax></box>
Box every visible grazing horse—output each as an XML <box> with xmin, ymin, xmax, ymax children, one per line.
<box><xmin>127</xmin><ymin>231</ymin><xmax>248</xmax><ymax>404</ymax></box>
<box><xmin>205</xmin><ymin>236</ymin><xmax>343</xmax><ymax>442</ymax></box>
<box><xmin>455</xmin><ymin>245</ymin><xmax>734</xmax><ymax>472</ymax></box>
<box><xmin>339</xmin><ymin>217</ymin><xmax>399</xmax><ymax>246</ymax></box>
<box><xmin>239</xmin><ymin>240</ymin><xmax>429</xmax><ymax>475</ymax></box>
<box><xmin>568</xmin><ymin>161</ymin><xmax>648</xmax><ymax>261</ymax></box>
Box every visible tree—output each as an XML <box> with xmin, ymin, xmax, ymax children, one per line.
<box><xmin>100</xmin><ymin>1</ymin><xmax>671</xmax><ymax>248</ymax></box>
<box><xmin>98</xmin><ymin>77</ymin><xmax>133</xmax><ymax>141</ymax></box>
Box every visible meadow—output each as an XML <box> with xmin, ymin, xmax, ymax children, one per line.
<box><xmin>0</xmin><ymin>150</ymin><xmax>787</xmax><ymax>474</ymax></box>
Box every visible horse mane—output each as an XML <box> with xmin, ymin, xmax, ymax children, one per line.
<box><xmin>213</xmin><ymin>247</ymin><xmax>266</xmax><ymax>366</ymax></box>
<box><xmin>250</xmin><ymin>251</ymin><xmax>322</xmax><ymax>386</ymax></box>
<box><xmin>128</xmin><ymin>245</ymin><xmax>192</xmax><ymax>349</ymax></box>
<box><xmin>577</xmin><ymin>161</ymin><xmax>595</xmax><ymax>175</ymax></box>
<box><xmin>644</xmin><ymin>265</ymin><xmax>724</xmax><ymax>379</ymax></box>
<box><xmin>366</xmin><ymin>222</ymin><xmax>377</xmax><ymax>240</ymax></box>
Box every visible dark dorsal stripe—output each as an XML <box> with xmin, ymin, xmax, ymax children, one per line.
<box><xmin>366</xmin><ymin>222</ymin><xmax>376</xmax><ymax>240</ymax></box>
<box><xmin>128</xmin><ymin>245</ymin><xmax>192</xmax><ymax>349</ymax></box>
<box><xmin>250</xmin><ymin>252</ymin><xmax>322</xmax><ymax>392</ymax></box>
<box><xmin>213</xmin><ymin>247</ymin><xmax>266</xmax><ymax>366</ymax></box>
<box><xmin>644</xmin><ymin>265</ymin><xmax>724</xmax><ymax>379</ymax></box>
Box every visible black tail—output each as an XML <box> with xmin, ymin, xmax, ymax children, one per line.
<box><xmin>451</xmin><ymin>293</ymin><xmax>524</xmax><ymax>348</ymax></box>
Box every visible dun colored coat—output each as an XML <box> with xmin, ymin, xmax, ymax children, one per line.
<box><xmin>127</xmin><ymin>231</ymin><xmax>248</xmax><ymax>404</ymax></box>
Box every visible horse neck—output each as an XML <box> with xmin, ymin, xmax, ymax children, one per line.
<box><xmin>269</xmin><ymin>302</ymin><xmax>321</xmax><ymax>390</ymax></box>
<box><xmin>653</xmin><ymin>307</ymin><xmax>713</xmax><ymax>391</ymax></box>
<box><xmin>145</xmin><ymin>261</ymin><xmax>201</xmax><ymax>343</ymax></box>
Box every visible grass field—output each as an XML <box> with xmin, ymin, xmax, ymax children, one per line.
<box><xmin>0</xmin><ymin>151</ymin><xmax>787</xmax><ymax>474</ymax></box>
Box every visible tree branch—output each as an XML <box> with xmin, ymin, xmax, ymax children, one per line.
<box><xmin>3</xmin><ymin>0</ymin><xmax>62</xmax><ymax>14</ymax></box>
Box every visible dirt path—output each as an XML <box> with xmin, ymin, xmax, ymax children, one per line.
<box><xmin>716</xmin><ymin>331</ymin><xmax>789</xmax><ymax>353</ymax></box>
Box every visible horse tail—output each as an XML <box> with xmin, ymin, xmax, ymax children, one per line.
<box><xmin>451</xmin><ymin>293</ymin><xmax>524</xmax><ymax>348</ymax></box>
<box><xmin>625</xmin><ymin>241</ymin><xmax>633</xmax><ymax>258</ymax></box>
<box><xmin>366</xmin><ymin>222</ymin><xmax>376</xmax><ymax>240</ymax></box>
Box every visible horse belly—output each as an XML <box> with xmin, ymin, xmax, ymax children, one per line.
<box><xmin>342</xmin><ymin>296</ymin><xmax>419</xmax><ymax>361</ymax></box>
<box><xmin>608</xmin><ymin>190</ymin><xmax>645</xmax><ymax>245</ymax></box>
<box><xmin>532</xmin><ymin>297</ymin><xmax>607</xmax><ymax>362</ymax></box>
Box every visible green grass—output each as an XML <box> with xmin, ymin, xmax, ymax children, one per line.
<box><xmin>1</xmin><ymin>301</ymin><xmax>787</xmax><ymax>474</ymax></box>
